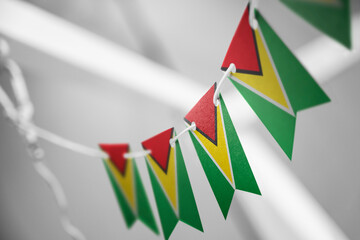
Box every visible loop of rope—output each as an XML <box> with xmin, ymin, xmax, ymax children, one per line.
<box><xmin>169</xmin><ymin>122</ymin><xmax>196</xmax><ymax>147</ymax></box>
<box><xmin>213</xmin><ymin>63</ymin><xmax>236</xmax><ymax>106</ymax></box>
<box><xmin>249</xmin><ymin>0</ymin><xmax>259</xmax><ymax>30</ymax></box>
<box><xmin>0</xmin><ymin>38</ymin><xmax>87</xmax><ymax>240</ymax></box>
<box><xmin>124</xmin><ymin>150</ymin><xmax>151</xmax><ymax>159</ymax></box>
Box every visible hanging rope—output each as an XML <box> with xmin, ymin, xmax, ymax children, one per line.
<box><xmin>0</xmin><ymin>38</ymin><xmax>87</xmax><ymax>240</ymax></box>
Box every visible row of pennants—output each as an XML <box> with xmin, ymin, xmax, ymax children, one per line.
<box><xmin>99</xmin><ymin>2</ymin><xmax>350</xmax><ymax>239</ymax></box>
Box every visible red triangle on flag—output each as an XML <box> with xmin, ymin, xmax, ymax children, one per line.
<box><xmin>142</xmin><ymin>128</ymin><xmax>174</xmax><ymax>173</ymax></box>
<box><xmin>185</xmin><ymin>84</ymin><xmax>217</xmax><ymax>145</ymax></box>
<box><xmin>221</xmin><ymin>5</ymin><xmax>262</xmax><ymax>75</ymax></box>
<box><xmin>99</xmin><ymin>143</ymin><xmax>129</xmax><ymax>175</ymax></box>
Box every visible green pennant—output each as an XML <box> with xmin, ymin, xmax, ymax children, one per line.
<box><xmin>185</xmin><ymin>86</ymin><xmax>260</xmax><ymax>219</ymax></box>
<box><xmin>103</xmin><ymin>159</ymin><xmax>159</xmax><ymax>234</ymax></box>
<box><xmin>225</xmin><ymin>8</ymin><xmax>330</xmax><ymax>159</ymax></box>
<box><xmin>189</xmin><ymin>131</ymin><xmax>235</xmax><ymax>218</ymax></box>
<box><xmin>280</xmin><ymin>0</ymin><xmax>351</xmax><ymax>48</ymax></box>
<box><xmin>133</xmin><ymin>161</ymin><xmax>159</xmax><ymax>234</ymax></box>
<box><xmin>176</xmin><ymin>141</ymin><xmax>203</xmax><ymax>232</ymax></box>
<box><xmin>146</xmin><ymin>160</ymin><xmax>178</xmax><ymax>240</ymax></box>
<box><xmin>230</xmin><ymin>78</ymin><xmax>297</xmax><ymax>159</ymax></box>
<box><xmin>255</xmin><ymin>10</ymin><xmax>331</xmax><ymax>113</ymax></box>
<box><xmin>143</xmin><ymin>128</ymin><xmax>203</xmax><ymax>240</ymax></box>
<box><xmin>219</xmin><ymin>95</ymin><xmax>261</xmax><ymax>194</ymax></box>
<box><xmin>103</xmin><ymin>160</ymin><xmax>136</xmax><ymax>228</ymax></box>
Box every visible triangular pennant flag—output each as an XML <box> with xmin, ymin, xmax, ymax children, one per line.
<box><xmin>142</xmin><ymin>128</ymin><xmax>203</xmax><ymax>240</ymax></box>
<box><xmin>221</xmin><ymin>8</ymin><xmax>262</xmax><ymax>76</ymax></box>
<box><xmin>99</xmin><ymin>143</ymin><xmax>158</xmax><ymax>234</ymax></box>
<box><xmin>185</xmin><ymin>86</ymin><xmax>217</xmax><ymax>145</ymax></box>
<box><xmin>142</xmin><ymin>128</ymin><xmax>173</xmax><ymax>172</ymax></box>
<box><xmin>280</xmin><ymin>0</ymin><xmax>351</xmax><ymax>49</ymax></box>
<box><xmin>185</xmin><ymin>84</ymin><xmax>260</xmax><ymax>219</ymax></box>
<box><xmin>101</xmin><ymin>144</ymin><xmax>129</xmax><ymax>175</ymax></box>
<box><xmin>222</xmin><ymin>6</ymin><xmax>330</xmax><ymax>159</ymax></box>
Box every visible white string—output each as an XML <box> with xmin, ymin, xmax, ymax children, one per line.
<box><xmin>5</xmin><ymin>59</ymin><xmax>34</xmax><ymax>121</ymax></box>
<box><xmin>33</xmin><ymin>159</ymin><xmax>86</xmax><ymax>240</ymax></box>
<box><xmin>0</xmin><ymin>91</ymin><xmax>107</xmax><ymax>159</ymax></box>
<box><xmin>0</xmin><ymin>39</ymin><xmax>18</xmax><ymax>121</ymax></box>
<box><xmin>0</xmin><ymin>39</ymin><xmax>87</xmax><ymax>240</ymax></box>
<box><xmin>169</xmin><ymin>122</ymin><xmax>196</xmax><ymax>147</ymax></box>
<box><xmin>34</xmin><ymin>125</ymin><xmax>108</xmax><ymax>159</ymax></box>
<box><xmin>249</xmin><ymin>0</ymin><xmax>259</xmax><ymax>30</ymax></box>
<box><xmin>0</xmin><ymin>42</ymin><xmax>108</xmax><ymax>159</ymax></box>
<box><xmin>124</xmin><ymin>150</ymin><xmax>151</xmax><ymax>159</ymax></box>
<box><xmin>213</xmin><ymin>63</ymin><xmax>236</xmax><ymax>106</ymax></box>
<box><xmin>0</xmin><ymin>83</ymin><xmax>18</xmax><ymax>121</ymax></box>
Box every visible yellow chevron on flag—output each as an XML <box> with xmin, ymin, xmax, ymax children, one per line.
<box><xmin>143</xmin><ymin>128</ymin><xmax>204</xmax><ymax>239</ymax></box>
<box><xmin>186</xmin><ymin>85</ymin><xmax>262</xmax><ymax>219</ymax></box>
<box><xmin>194</xmin><ymin>105</ymin><xmax>233</xmax><ymax>184</ymax></box>
<box><xmin>147</xmin><ymin>146</ymin><xmax>178</xmax><ymax>212</ymax></box>
<box><xmin>106</xmin><ymin>159</ymin><xmax>136</xmax><ymax>211</ymax></box>
<box><xmin>232</xmin><ymin>29</ymin><xmax>290</xmax><ymax>110</ymax></box>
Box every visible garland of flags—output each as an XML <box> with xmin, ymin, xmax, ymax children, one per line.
<box><xmin>0</xmin><ymin>1</ymin><xmax>352</xmax><ymax>240</ymax></box>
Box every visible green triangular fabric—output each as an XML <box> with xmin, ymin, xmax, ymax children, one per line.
<box><xmin>176</xmin><ymin>141</ymin><xmax>203</xmax><ymax>232</ymax></box>
<box><xmin>146</xmin><ymin>160</ymin><xmax>178</xmax><ymax>240</ymax></box>
<box><xmin>219</xmin><ymin>95</ymin><xmax>261</xmax><ymax>195</ymax></box>
<box><xmin>188</xmin><ymin>131</ymin><xmax>235</xmax><ymax>219</ymax></box>
<box><xmin>133</xmin><ymin>161</ymin><xmax>159</xmax><ymax>234</ymax></box>
<box><xmin>230</xmin><ymin>78</ymin><xmax>296</xmax><ymax>159</ymax></box>
<box><xmin>280</xmin><ymin>0</ymin><xmax>351</xmax><ymax>48</ymax></box>
<box><xmin>256</xmin><ymin>11</ymin><xmax>331</xmax><ymax>113</ymax></box>
<box><xmin>103</xmin><ymin>160</ymin><xmax>136</xmax><ymax>228</ymax></box>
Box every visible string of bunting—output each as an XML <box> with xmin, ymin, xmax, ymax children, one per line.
<box><xmin>0</xmin><ymin>0</ymin><xmax>351</xmax><ymax>239</ymax></box>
